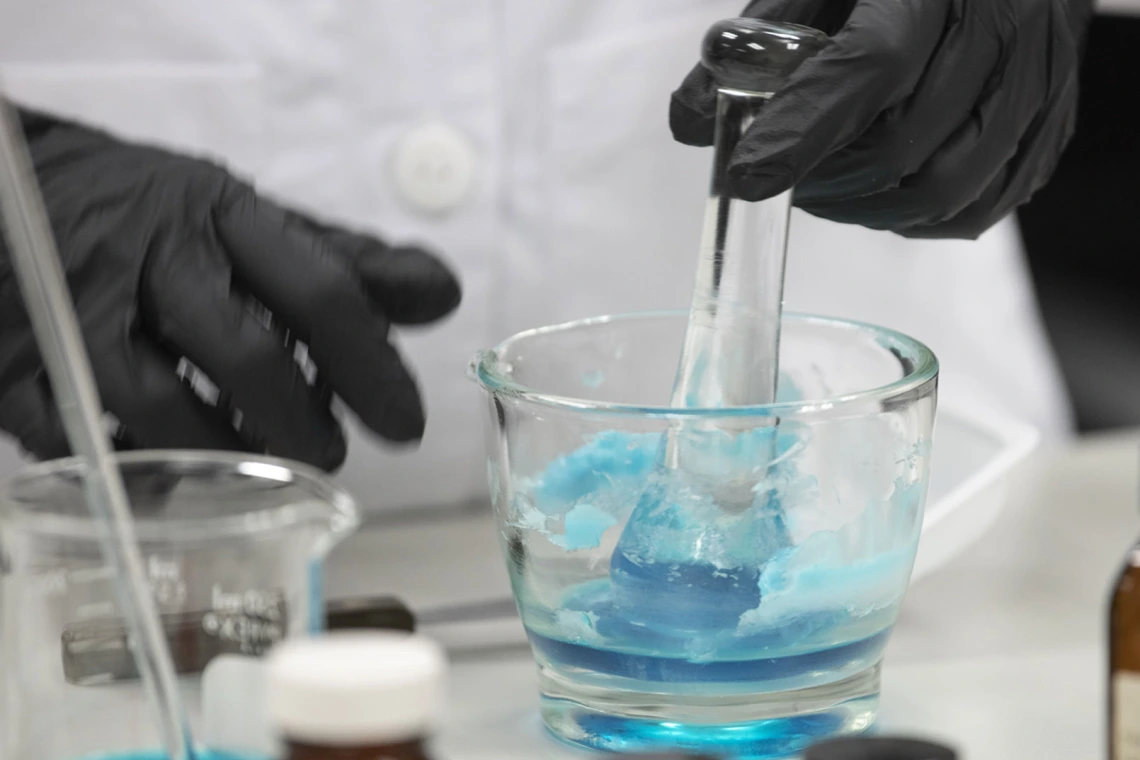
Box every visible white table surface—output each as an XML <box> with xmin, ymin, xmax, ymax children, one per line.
<box><xmin>326</xmin><ymin>429</ymin><xmax>1140</xmax><ymax>760</ymax></box>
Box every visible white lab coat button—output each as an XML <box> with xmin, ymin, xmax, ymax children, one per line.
<box><xmin>391</xmin><ymin>122</ymin><xmax>476</xmax><ymax>214</ymax></box>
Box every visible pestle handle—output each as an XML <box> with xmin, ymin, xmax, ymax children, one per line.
<box><xmin>701</xmin><ymin>17</ymin><xmax>829</xmax><ymax>96</ymax></box>
<box><xmin>665</xmin><ymin>17</ymin><xmax>828</xmax><ymax>503</ymax></box>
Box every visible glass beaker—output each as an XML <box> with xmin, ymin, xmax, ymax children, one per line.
<box><xmin>470</xmin><ymin>311</ymin><xmax>938</xmax><ymax>759</ymax></box>
<box><xmin>0</xmin><ymin>451</ymin><xmax>359</xmax><ymax>760</ymax></box>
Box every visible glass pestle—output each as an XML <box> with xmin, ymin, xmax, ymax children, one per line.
<box><xmin>609</xmin><ymin>19</ymin><xmax>829</xmax><ymax>635</ymax></box>
<box><xmin>663</xmin><ymin>19</ymin><xmax>830</xmax><ymax>506</ymax></box>
<box><xmin>662</xmin><ymin>90</ymin><xmax>793</xmax><ymax>510</ymax></box>
<box><xmin>668</xmin><ymin>90</ymin><xmax>790</xmax><ymax>415</ymax></box>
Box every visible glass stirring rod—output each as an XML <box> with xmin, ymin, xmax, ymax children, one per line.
<box><xmin>664</xmin><ymin>18</ymin><xmax>829</xmax><ymax>498</ymax></box>
<box><xmin>0</xmin><ymin>96</ymin><xmax>195</xmax><ymax>760</ymax></box>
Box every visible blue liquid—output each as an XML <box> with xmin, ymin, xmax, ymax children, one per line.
<box><xmin>609</xmin><ymin>551</ymin><xmax>762</xmax><ymax>633</ymax></box>
<box><xmin>551</xmin><ymin>704</ymin><xmax>858</xmax><ymax>758</ymax></box>
<box><xmin>529</xmin><ymin>627</ymin><xmax>890</xmax><ymax>684</ymax></box>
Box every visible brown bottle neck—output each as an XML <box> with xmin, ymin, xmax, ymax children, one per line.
<box><xmin>285</xmin><ymin>738</ymin><xmax>431</xmax><ymax>760</ymax></box>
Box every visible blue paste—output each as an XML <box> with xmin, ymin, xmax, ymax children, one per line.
<box><xmin>531</xmin><ymin>430</ymin><xmax>658</xmax><ymax>516</ymax></box>
<box><xmin>581</xmin><ymin>369</ymin><xmax>606</xmax><ymax>388</ymax></box>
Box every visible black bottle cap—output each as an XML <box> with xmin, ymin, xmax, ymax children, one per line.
<box><xmin>325</xmin><ymin>595</ymin><xmax>416</xmax><ymax>632</ymax></box>
<box><xmin>804</xmin><ymin>737</ymin><xmax>958</xmax><ymax>760</ymax></box>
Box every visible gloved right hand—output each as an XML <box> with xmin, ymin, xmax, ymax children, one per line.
<box><xmin>0</xmin><ymin>106</ymin><xmax>461</xmax><ymax>470</ymax></box>
<box><xmin>670</xmin><ymin>0</ymin><xmax>1095</xmax><ymax>239</ymax></box>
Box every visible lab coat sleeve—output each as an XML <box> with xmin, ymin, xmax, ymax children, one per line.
<box><xmin>1070</xmin><ymin>0</ymin><xmax>1097</xmax><ymax>50</ymax></box>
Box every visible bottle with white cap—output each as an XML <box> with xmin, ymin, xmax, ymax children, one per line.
<box><xmin>266</xmin><ymin>631</ymin><xmax>447</xmax><ymax>760</ymax></box>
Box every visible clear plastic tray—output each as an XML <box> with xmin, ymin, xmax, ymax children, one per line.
<box><xmin>910</xmin><ymin>404</ymin><xmax>1040</xmax><ymax>581</ymax></box>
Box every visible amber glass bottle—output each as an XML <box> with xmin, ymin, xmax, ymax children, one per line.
<box><xmin>1111</xmin><ymin>545</ymin><xmax>1140</xmax><ymax>759</ymax></box>
<box><xmin>267</xmin><ymin>631</ymin><xmax>447</xmax><ymax>760</ymax></box>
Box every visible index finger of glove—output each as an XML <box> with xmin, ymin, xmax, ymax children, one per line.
<box><xmin>214</xmin><ymin>188</ymin><xmax>427</xmax><ymax>442</ymax></box>
<box><xmin>728</xmin><ymin>0</ymin><xmax>953</xmax><ymax>201</ymax></box>
<box><xmin>284</xmin><ymin>212</ymin><xmax>461</xmax><ymax>325</ymax></box>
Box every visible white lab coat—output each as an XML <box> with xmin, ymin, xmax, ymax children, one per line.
<box><xmin>0</xmin><ymin>0</ymin><xmax>1103</xmax><ymax>512</ymax></box>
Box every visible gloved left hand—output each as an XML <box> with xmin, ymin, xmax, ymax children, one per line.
<box><xmin>0</xmin><ymin>106</ymin><xmax>460</xmax><ymax>470</ymax></box>
<box><xmin>670</xmin><ymin>0</ymin><xmax>1095</xmax><ymax>239</ymax></box>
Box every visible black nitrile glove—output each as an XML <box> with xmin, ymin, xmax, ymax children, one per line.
<box><xmin>0</xmin><ymin>107</ymin><xmax>460</xmax><ymax>470</ymax></box>
<box><xmin>671</xmin><ymin>0</ymin><xmax>1096</xmax><ymax>239</ymax></box>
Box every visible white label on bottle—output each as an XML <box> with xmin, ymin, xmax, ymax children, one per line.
<box><xmin>1115</xmin><ymin>673</ymin><xmax>1140</xmax><ymax>759</ymax></box>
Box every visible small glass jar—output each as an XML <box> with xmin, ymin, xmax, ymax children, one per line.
<box><xmin>470</xmin><ymin>311</ymin><xmax>939</xmax><ymax>756</ymax></box>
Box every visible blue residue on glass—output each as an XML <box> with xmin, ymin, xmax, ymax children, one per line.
<box><xmin>776</xmin><ymin>371</ymin><xmax>802</xmax><ymax>403</ymax></box>
<box><xmin>531</xmin><ymin>430</ymin><xmax>658</xmax><ymax>515</ymax></box>
<box><xmin>308</xmin><ymin>559</ymin><xmax>325</xmax><ymax>633</ymax></box>
<box><xmin>581</xmin><ymin>369</ymin><xmax>606</xmax><ymax>389</ymax></box>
